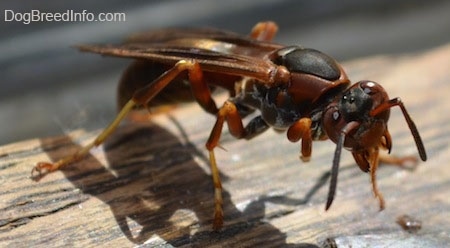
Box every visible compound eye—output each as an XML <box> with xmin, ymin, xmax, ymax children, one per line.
<box><xmin>359</xmin><ymin>81</ymin><xmax>381</xmax><ymax>95</ymax></box>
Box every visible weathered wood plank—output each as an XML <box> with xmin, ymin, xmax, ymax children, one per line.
<box><xmin>1</xmin><ymin>44</ymin><xmax>449</xmax><ymax>247</ymax></box>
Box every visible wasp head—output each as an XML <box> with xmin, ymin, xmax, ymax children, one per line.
<box><xmin>323</xmin><ymin>80</ymin><xmax>391</xmax><ymax>159</ymax></box>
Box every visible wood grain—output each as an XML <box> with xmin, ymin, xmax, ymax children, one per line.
<box><xmin>1</xmin><ymin>44</ymin><xmax>449</xmax><ymax>247</ymax></box>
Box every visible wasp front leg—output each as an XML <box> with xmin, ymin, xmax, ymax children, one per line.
<box><xmin>378</xmin><ymin>154</ymin><xmax>419</xmax><ymax>170</ymax></box>
<box><xmin>367</xmin><ymin>147</ymin><xmax>385</xmax><ymax>210</ymax></box>
<box><xmin>32</xmin><ymin>60</ymin><xmax>218</xmax><ymax>178</ymax></box>
<box><xmin>378</xmin><ymin>130</ymin><xmax>419</xmax><ymax>170</ymax></box>
<box><xmin>352</xmin><ymin>148</ymin><xmax>386</xmax><ymax>211</ymax></box>
<box><xmin>366</xmin><ymin>129</ymin><xmax>420</xmax><ymax>171</ymax></box>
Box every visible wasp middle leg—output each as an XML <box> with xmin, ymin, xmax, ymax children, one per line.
<box><xmin>287</xmin><ymin>117</ymin><xmax>313</xmax><ymax>162</ymax></box>
<box><xmin>205</xmin><ymin>100</ymin><xmax>270</xmax><ymax>230</ymax></box>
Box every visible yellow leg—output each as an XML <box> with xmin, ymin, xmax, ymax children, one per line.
<box><xmin>208</xmin><ymin>150</ymin><xmax>224</xmax><ymax>230</ymax></box>
<box><xmin>33</xmin><ymin>60</ymin><xmax>217</xmax><ymax>178</ymax></box>
<box><xmin>32</xmin><ymin>99</ymin><xmax>137</xmax><ymax>177</ymax></box>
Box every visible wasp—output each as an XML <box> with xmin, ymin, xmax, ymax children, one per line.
<box><xmin>33</xmin><ymin>21</ymin><xmax>427</xmax><ymax>230</ymax></box>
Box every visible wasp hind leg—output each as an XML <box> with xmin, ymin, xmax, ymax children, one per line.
<box><xmin>32</xmin><ymin>60</ymin><xmax>218</xmax><ymax>178</ymax></box>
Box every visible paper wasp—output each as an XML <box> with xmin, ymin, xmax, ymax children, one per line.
<box><xmin>33</xmin><ymin>21</ymin><xmax>426</xmax><ymax>230</ymax></box>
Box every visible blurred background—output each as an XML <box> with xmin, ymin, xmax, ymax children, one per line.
<box><xmin>1</xmin><ymin>0</ymin><xmax>449</xmax><ymax>145</ymax></box>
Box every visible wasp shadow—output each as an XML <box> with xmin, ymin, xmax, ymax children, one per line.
<box><xmin>39</xmin><ymin>121</ymin><xmax>318</xmax><ymax>247</ymax></box>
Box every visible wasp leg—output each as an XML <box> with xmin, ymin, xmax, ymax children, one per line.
<box><xmin>205</xmin><ymin>101</ymin><xmax>269</xmax><ymax>230</ymax></box>
<box><xmin>250</xmin><ymin>21</ymin><xmax>278</xmax><ymax>41</ymax></box>
<box><xmin>206</xmin><ymin>101</ymin><xmax>242</xmax><ymax>230</ymax></box>
<box><xmin>33</xmin><ymin>60</ymin><xmax>217</xmax><ymax>178</ymax></box>
<box><xmin>378</xmin><ymin>129</ymin><xmax>419</xmax><ymax>170</ymax></box>
<box><xmin>378</xmin><ymin>153</ymin><xmax>419</xmax><ymax>170</ymax></box>
<box><xmin>242</xmin><ymin>115</ymin><xmax>270</xmax><ymax>140</ymax></box>
<box><xmin>287</xmin><ymin>118</ymin><xmax>313</xmax><ymax>162</ymax></box>
<box><xmin>32</xmin><ymin>99</ymin><xmax>137</xmax><ymax>178</ymax></box>
<box><xmin>352</xmin><ymin>148</ymin><xmax>386</xmax><ymax>210</ymax></box>
<box><xmin>133</xmin><ymin>60</ymin><xmax>218</xmax><ymax>114</ymax></box>
<box><xmin>350</xmin><ymin>148</ymin><xmax>386</xmax><ymax>210</ymax></box>
<box><xmin>368</xmin><ymin>147</ymin><xmax>385</xmax><ymax>210</ymax></box>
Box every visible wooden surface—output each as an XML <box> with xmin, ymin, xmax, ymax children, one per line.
<box><xmin>1</xmin><ymin>44</ymin><xmax>449</xmax><ymax>247</ymax></box>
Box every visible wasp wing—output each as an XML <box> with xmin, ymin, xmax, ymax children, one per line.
<box><xmin>77</xmin><ymin>27</ymin><xmax>283</xmax><ymax>83</ymax></box>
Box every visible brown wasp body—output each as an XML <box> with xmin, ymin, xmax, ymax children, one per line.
<box><xmin>33</xmin><ymin>22</ymin><xmax>427</xmax><ymax>230</ymax></box>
